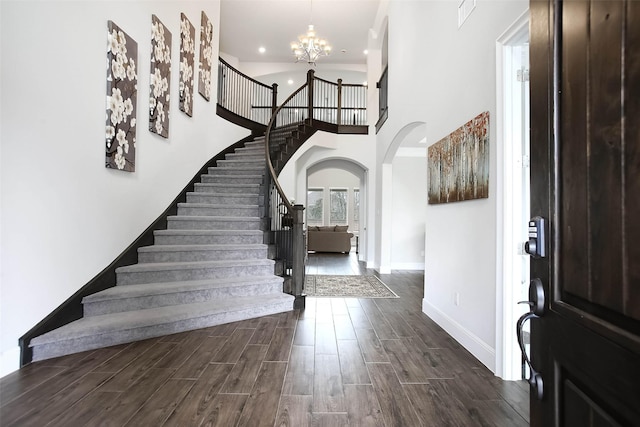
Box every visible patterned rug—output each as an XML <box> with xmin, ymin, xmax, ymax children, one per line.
<box><xmin>304</xmin><ymin>275</ymin><xmax>399</xmax><ymax>298</ymax></box>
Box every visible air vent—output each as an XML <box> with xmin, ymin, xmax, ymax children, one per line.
<box><xmin>458</xmin><ymin>0</ymin><xmax>476</xmax><ymax>28</ymax></box>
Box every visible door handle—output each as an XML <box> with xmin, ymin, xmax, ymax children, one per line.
<box><xmin>516</xmin><ymin>278</ymin><xmax>545</xmax><ymax>400</ymax></box>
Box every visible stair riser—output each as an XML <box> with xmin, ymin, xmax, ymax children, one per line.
<box><xmin>31</xmin><ymin>299</ymin><xmax>293</xmax><ymax>361</ymax></box>
<box><xmin>154</xmin><ymin>233</ymin><xmax>264</xmax><ymax>245</ymax></box>
<box><xmin>83</xmin><ymin>282</ymin><xmax>284</xmax><ymax>316</ymax></box>
<box><xmin>193</xmin><ymin>184</ymin><xmax>260</xmax><ymax>194</ymax></box>
<box><xmin>167</xmin><ymin>218</ymin><xmax>263</xmax><ymax>230</ymax></box>
<box><xmin>178</xmin><ymin>205</ymin><xmax>260</xmax><ymax>217</ymax></box>
<box><xmin>226</xmin><ymin>153</ymin><xmax>265</xmax><ymax>161</ymax></box>
<box><xmin>117</xmin><ymin>264</ymin><xmax>275</xmax><ymax>285</ymax></box>
<box><xmin>234</xmin><ymin>149</ymin><xmax>264</xmax><ymax>157</ymax></box>
<box><xmin>186</xmin><ymin>194</ymin><xmax>260</xmax><ymax>205</ymax></box>
<box><xmin>138</xmin><ymin>248</ymin><xmax>268</xmax><ymax>263</ymax></box>
<box><xmin>207</xmin><ymin>168</ymin><xmax>264</xmax><ymax>176</ymax></box>
<box><xmin>200</xmin><ymin>175</ymin><xmax>263</xmax><ymax>185</ymax></box>
<box><xmin>217</xmin><ymin>161</ymin><xmax>265</xmax><ymax>169</ymax></box>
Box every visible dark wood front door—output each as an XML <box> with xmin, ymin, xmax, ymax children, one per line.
<box><xmin>528</xmin><ymin>0</ymin><xmax>640</xmax><ymax>425</ymax></box>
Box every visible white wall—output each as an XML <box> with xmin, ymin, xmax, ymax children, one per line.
<box><xmin>391</xmin><ymin>155</ymin><xmax>426</xmax><ymax>270</ymax></box>
<box><xmin>0</xmin><ymin>0</ymin><xmax>248</xmax><ymax>375</ymax></box>
<box><xmin>373</xmin><ymin>0</ymin><xmax>528</xmax><ymax>372</ymax></box>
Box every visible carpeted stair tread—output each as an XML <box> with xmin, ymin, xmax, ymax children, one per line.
<box><xmin>30</xmin><ymin>293</ymin><xmax>294</xmax><ymax>346</ymax></box>
<box><xmin>178</xmin><ymin>204</ymin><xmax>260</xmax><ymax>209</ymax></box>
<box><xmin>200</xmin><ymin>175</ymin><xmax>264</xmax><ymax>184</ymax></box>
<box><xmin>84</xmin><ymin>275</ymin><xmax>284</xmax><ymax>302</ymax></box>
<box><xmin>201</xmin><ymin>173</ymin><xmax>263</xmax><ymax>177</ymax></box>
<box><xmin>207</xmin><ymin>168</ymin><xmax>264</xmax><ymax>176</ymax></box>
<box><xmin>167</xmin><ymin>215</ymin><xmax>261</xmax><ymax>222</ymax></box>
<box><xmin>154</xmin><ymin>229</ymin><xmax>263</xmax><ymax>237</ymax></box>
<box><xmin>116</xmin><ymin>258</ymin><xmax>274</xmax><ymax>273</ymax></box>
<box><xmin>208</xmin><ymin>166</ymin><xmax>264</xmax><ymax>171</ymax></box>
<box><xmin>153</xmin><ymin>229</ymin><xmax>264</xmax><ymax>245</ymax></box>
<box><xmin>138</xmin><ymin>243</ymin><xmax>267</xmax><ymax>254</ymax></box>
<box><xmin>194</xmin><ymin>183</ymin><xmax>261</xmax><ymax>190</ymax></box>
<box><xmin>185</xmin><ymin>193</ymin><xmax>260</xmax><ymax>201</ymax></box>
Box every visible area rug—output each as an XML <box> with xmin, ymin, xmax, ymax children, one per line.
<box><xmin>304</xmin><ymin>275</ymin><xmax>399</xmax><ymax>298</ymax></box>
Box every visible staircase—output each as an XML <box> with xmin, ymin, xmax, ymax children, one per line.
<box><xmin>29</xmin><ymin>137</ymin><xmax>294</xmax><ymax>361</ymax></box>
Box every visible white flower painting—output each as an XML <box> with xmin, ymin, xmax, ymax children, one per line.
<box><xmin>149</xmin><ymin>15</ymin><xmax>172</xmax><ymax>138</ymax></box>
<box><xmin>198</xmin><ymin>11</ymin><xmax>213</xmax><ymax>101</ymax></box>
<box><xmin>106</xmin><ymin>21</ymin><xmax>137</xmax><ymax>172</ymax></box>
<box><xmin>179</xmin><ymin>13</ymin><xmax>195</xmax><ymax>117</ymax></box>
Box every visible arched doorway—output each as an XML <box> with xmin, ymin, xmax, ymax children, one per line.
<box><xmin>306</xmin><ymin>159</ymin><xmax>368</xmax><ymax>261</ymax></box>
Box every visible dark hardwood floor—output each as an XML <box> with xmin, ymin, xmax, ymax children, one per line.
<box><xmin>0</xmin><ymin>253</ymin><xmax>529</xmax><ymax>426</ymax></box>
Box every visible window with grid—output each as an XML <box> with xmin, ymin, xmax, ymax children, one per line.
<box><xmin>353</xmin><ymin>188</ymin><xmax>360</xmax><ymax>232</ymax></box>
<box><xmin>330</xmin><ymin>188</ymin><xmax>348</xmax><ymax>225</ymax></box>
<box><xmin>307</xmin><ymin>188</ymin><xmax>324</xmax><ymax>226</ymax></box>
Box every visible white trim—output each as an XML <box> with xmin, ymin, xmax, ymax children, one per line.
<box><xmin>495</xmin><ymin>9</ymin><xmax>530</xmax><ymax>381</ymax></box>
<box><xmin>423</xmin><ymin>299</ymin><xmax>496</xmax><ymax>372</ymax></box>
<box><xmin>379</xmin><ymin>163</ymin><xmax>393</xmax><ymax>274</ymax></box>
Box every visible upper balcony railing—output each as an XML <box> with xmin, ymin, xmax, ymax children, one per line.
<box><xmin>217</xmin><ymin>57</ymin><xmax>277</xmax><ymax>131</ymax></box>
<box><xmin>375</xmin><ymin>65</ymin><xmax>388</xmax><ymax>133</ymax></box>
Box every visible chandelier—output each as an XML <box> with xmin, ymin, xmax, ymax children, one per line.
<box><xmin>290</xmin><ymin>1</ymin><xmax>331</xmax><ymax>64</ymax></box>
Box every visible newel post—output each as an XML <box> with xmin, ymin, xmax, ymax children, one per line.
<box><xmin>271</xmin><ymin>83</ymin><xmax>278</xmax><ymax>115</ymax></box>
<box><xmin>337</xmin><ymin>78</ymin><xmax>343</xmax><ymax>126</ymax></box>
<box><xmin>307</xmin><ymin>69</ymin><xmax>315</xmax><ymax>124</ymax></box>
<box><xmin>292</xmin><ymin>204</ymin><xmax>306</xmax><ymax>309</ymax></box>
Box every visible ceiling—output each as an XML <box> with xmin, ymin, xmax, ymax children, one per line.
<box><xmin>220</xmin><ymin>0</ymin><xmax>381</xmax><ymax>65</ymax></box>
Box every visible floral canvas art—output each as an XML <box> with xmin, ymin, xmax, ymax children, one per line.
<box><xmin>106</xmin><ymin>21</ymin><xmax>137</xmax><ymax>172</ymax></box>
<box><xmin>198</xmin><ymin>11</ymin><xmax>213</xmax><ymax>101</ymax></box>
<box><xmin>149</xmin><ymin>15</ymin><xmax>171</xmax><ymax>138</ymax></box>
<box><xmin>428</xmin><ymin>111</ymin><xmax>490</xmax><ymax>204</ymax></box>
<box><xmin>179</xmin><ymin>13</ymin><xmax>195</xmax><ymax>116</ymax></box>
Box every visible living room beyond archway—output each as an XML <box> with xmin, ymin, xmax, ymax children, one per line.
<box><xmin>306</xmin><ymin>159</ymin><xmax>366</xmax><ymax>259</ymax></box>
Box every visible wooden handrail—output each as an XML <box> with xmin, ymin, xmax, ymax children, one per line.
<box><xmin>265</xmin><ymin>81</ymin><xmax>310</xmax><ymax>211</ymax></box>
<box><xmin>218</xmin><ymin>57</ymin><xmax>274</xmax><ymax>90</ymax></box>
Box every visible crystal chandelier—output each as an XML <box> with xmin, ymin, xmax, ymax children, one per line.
<box><xmin>290</xmin><ymin>1</ymin><xmax>331</xmax><ymax>64</ymax></box>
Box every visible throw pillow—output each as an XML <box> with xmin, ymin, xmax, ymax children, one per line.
<box><xmin>334</xmin><ymin>225</ymin><xmax>349</xmax><ymax>232</ymax></box>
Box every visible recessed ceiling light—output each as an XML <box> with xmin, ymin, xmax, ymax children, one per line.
<box><xmin>341</xmin><ymin>49</ymin><xmax>347</xmax><ymax>53</ymax></box>
<box><xmin>258</xmin><ymin>47</ymin><xmax>266</xmax><ymax>54</ymax></box>
<box><xmin>363</xmin><ymin>49</ymin><xmax>368</xmax><ymax>55</ymax></box>
<box><xmin>287</xmin><ymin>79</ymin><xmax>294</xmax><ymax>85</ymax></box>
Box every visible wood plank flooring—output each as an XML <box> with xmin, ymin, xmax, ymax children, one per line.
<box><xmin>0</xmin><ymin>253</ymin><xmax>529</xmax><ymax>426</ymax></box>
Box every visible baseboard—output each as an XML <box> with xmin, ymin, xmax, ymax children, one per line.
<box><xmin>422</xmin><ymin>299</ymin><xmax>496</xmax><ymax>372</ymax></box>
<box><xmin>1</xmin><ymin>346</ymin><xmax>20</xmax><ymax>378</ymax></box>
<box><xmin>390</xmin><ymin>262</ymin><xmax>424</xmax><ymax>270</ymax></box>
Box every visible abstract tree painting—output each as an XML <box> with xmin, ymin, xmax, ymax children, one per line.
<box><xmin>428</xmin><ymin>111</ymin><xmax>490</xmax><ymax>204</ymax></box>
<box><xmin>179</xmin><ymin>13</ymin><xmax>195</xmax><ymax>116</ymax></box>
<box><xmin>106</xmin><ymin>21</ymin><xmax>137</xmax><ymax>172</ymax></box>
<box><xmin>198</xmin><ymin>11</ymin><xmax>214</xmax><ymax>101</ymax></box>
<box><xmin>149</xmin><ymin>15</ymin><xmax>172</xmax><ymax>138</ymax></box>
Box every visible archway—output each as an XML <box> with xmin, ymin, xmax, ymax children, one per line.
<box><xmin>305</xmin><ymin>158</ymin><xmax>368</xmax><ymax>260</ymax></box>
<box><xmin>379</xmin><ymin>122</ymin><xmax>427</xmax><ymax>273</ymax></box>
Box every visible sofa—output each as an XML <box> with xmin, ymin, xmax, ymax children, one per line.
<box><xmin>307</xmin><ymin>225</ymin><xmax>354</xmax><ymax>253</ymax></box>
